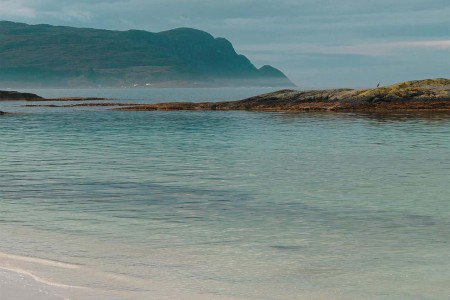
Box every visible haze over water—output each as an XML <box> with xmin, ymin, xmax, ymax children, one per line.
<box><xmin>1</xmin><ymin>88</ymin><xmax>449</xmax><ymax>299</ymax></box>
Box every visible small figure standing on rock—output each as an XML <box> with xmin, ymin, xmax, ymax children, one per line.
<box><xmin>377</xmin><ymin>82</ymin><xmax>381</xmax><ymax>88</ymax></box>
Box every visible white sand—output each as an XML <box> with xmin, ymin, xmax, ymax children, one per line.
<box><xmin>0</xmin><ymin>268</ymin><xmax>65</xmax><ymax>300</ymax></box>
<box><xmin>0</xmin><ymin>252</ymin><xmax>250</xmax><ymax>300</ymax></box>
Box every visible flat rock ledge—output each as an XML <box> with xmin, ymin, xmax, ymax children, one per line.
<box><xmin>0</xmin><ymin>91</ymin><xmax>109</xmax><ymax>101</ymax></box>
<box><xmin>118</xmin><ymin>78</ymin><xmax>450</xmax><ymax>112</ymax></box>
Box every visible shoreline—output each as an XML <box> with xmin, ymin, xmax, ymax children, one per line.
<box><xmin>116</xmin><ymin>100</ymin><xmax>450</xmax><ymax>112</ymax></box>
<box><xmin>0</xmin><ymin>266</ymin><xmax>73</xmax><ymax>300</ymax></box>
<box><xmin>19</xmin><ymin>101</ymin><xmax>450</xmax><ymax>113</ymax></box>
<box><xmin>0</xmin><ymin>250</ymin><xmax>241</xmax><ymax>300</ymax></box>
<box><xmin>0</xmin><ymin>251</ymin><xmax>87</xmax><ymax>300</ymax></box>
<box><xmin>113</xmin><ymin>78</ymin><xmax>450</xmax><ymax>112</ymax></box>
<box><xmin>0</xmin><ymin>91</ymin><xmax>110</xmax><ymax>102</ymax></box>
<box><xmin>2</xmin><ymin>78</ymin><xmax>450</xmax><ymax>113</ymax></box>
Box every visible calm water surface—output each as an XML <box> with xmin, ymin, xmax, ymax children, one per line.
<box><xmin>1</xmin><ymin>88</ymin><xmax>449</xmax><ymax>299</ymax></box>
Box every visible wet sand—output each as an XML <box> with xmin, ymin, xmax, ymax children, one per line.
<box><xmin>0</xmin><ymin>252</ymin><xmax>244</xmax><ymax>300</ymax></box>
<box><xmin>0</xmin><ymin>268</ymin><xmax>65</xmax><ymax>300</ymax></box>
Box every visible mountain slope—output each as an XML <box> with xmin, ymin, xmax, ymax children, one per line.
<box><xmin>0</xmin><ymin>21</ymin><xmax>293</xmax><ymax>87</ymax></box>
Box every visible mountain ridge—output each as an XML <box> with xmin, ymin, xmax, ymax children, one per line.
<box><xmin>0</xmin><ymin>21</ymin><xmax>293</xmax><ymax>87</ymax></box>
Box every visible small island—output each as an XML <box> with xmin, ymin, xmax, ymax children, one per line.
<box><xmin>0</xmin><ymin>91</ymin><xmax>108</xmax><ymax>102</ymax></box>
<box><xmin>0</xmin><ymin>90</ymin><xmax>44</xmax><ymax>101</ymax></box>
<box><xmin>119</xmin><ymin>78</ymin><xmax>450</xmax><ymax>112</ymax></box>
<box><xmin>2</xmin><ymin>78</ymin><xmax>450</xmax><ymax>114</ymax></box>
<box><xmin>0</xmin><ymin>91</ymin><xmax>111</xmax><ymax>114</ymax></box>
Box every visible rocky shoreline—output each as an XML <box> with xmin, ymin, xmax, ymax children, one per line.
<box><xmin>118</xmin><ymin>79</ymin><xmax>450</xmax><ymax>112</ymax></box>
<box><xmin>2</xmin><ymin>79</ymin><xmax>450</xmax><ymax>113</ymax></box>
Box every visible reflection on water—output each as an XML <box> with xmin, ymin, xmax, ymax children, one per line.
<box><xmin>274</xmin><ymin>110</ymin><xmax>450</xmax><ymax>123</ymax></box>
<box><xmin>353</xmin><ymin>111</ymin><xmax>450</xmax><ymax>122</ymax></box>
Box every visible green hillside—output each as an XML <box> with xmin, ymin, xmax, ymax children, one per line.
<box><xmin>0</xmin><ymin>21</ymin><xmax>293</xmax><ymax>87</ymax></box>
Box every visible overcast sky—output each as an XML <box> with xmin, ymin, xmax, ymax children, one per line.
<box><xmin>1</xmin><ymin>0</ymin><xmax>449</xmax><ymax>88</ymax></box>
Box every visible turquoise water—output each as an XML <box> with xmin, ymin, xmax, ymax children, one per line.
<box><xmin>1</xmin><ymin>89</ymin><xmax>450</xmax><ymax>299</ymax></box>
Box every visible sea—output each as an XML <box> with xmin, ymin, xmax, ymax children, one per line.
<box><xmin>0</xmin><ymin>87</ymin><xmax>449</xmax><ymax>299</ymax></box>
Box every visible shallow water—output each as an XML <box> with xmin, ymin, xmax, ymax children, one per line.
<box><xmin>1</xmin><ymin>88</ymin><xmax>450</xmax><ymax>299</ymax></box>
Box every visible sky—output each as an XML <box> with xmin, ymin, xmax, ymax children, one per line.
<box><xmin>0</xmin><ymin>0</ymin><xmax>449</xmax><ymax>88</ymax></box>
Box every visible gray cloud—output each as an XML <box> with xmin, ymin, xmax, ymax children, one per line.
<box><xmin>0</xmin><ymin>0</ymin><xmax>449</xmax><ymax>87</ymax></box>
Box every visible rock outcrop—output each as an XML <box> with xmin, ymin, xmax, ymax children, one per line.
<box><xmin>0</xmin><ymin>91</ymin><xmax>110</xmax><ymax>101</ymax></box>
<box><xmin>0</xmin><ymin>90</ymin><xmax>44</xmax><ymax>101</ymax></box>
<box><xmin>119</xmin><ymin>79</ymin><xmax>450</xmax><ymax>112</ymax></box>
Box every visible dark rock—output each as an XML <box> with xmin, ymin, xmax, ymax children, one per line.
<box><xmin>118</xmin><ymin>78</ymin><xmax>450</xmax><ymax>112</ymax></box>
<box><xmin>0</xmin><ymin>90</ymin><xmax>44</xmax><ymax>101</ymax></box>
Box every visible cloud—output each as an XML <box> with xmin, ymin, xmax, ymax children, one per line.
<box><xmin>0</xmin><ymin>0</ymin><xmax>99</xmax><ymax>23</ymax></box>
<box><xmin>348</xmin><ymin>40</ymin><xmax>450</xmax><ymax>55</ymax></box>
<box><xmin>0</xmin><ymin>0</ymin><xmax>448</xmax><ymax>87</ymax></box>
<box><xmin>395</xmin><ymin>40</ymin><xmax>450</xmax><ymax>49</ymax></box>
<box><xmin>0</xmin><ymin>1</ymin><xmax>36</xmax><ymax>18</ymax></box>
<box><xmin>239</xmin><ymin>40</ymin><xmax>450</xmax><ymax>57</ymax></box>
<box><xmin>43</xmin><ymin>8</ymin><xmax>93</xmax><ymax>22</ymax></box>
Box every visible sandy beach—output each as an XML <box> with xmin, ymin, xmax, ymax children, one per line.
<box><xmin>0</xmin><ymin>267</ymin><xmax>65</xmax><ymax>300</ymax></box>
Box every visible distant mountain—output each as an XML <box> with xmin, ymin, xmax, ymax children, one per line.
<box><xmin>0</xmin><ymin>21</ymin><xmax>294</xmax><ymax>87</ymax></box>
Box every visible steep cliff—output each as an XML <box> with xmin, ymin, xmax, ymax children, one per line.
<box><xmin>0</xmin><ymin>21</ymin><xmax>293</xmax><ymax>87</ymax></box>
